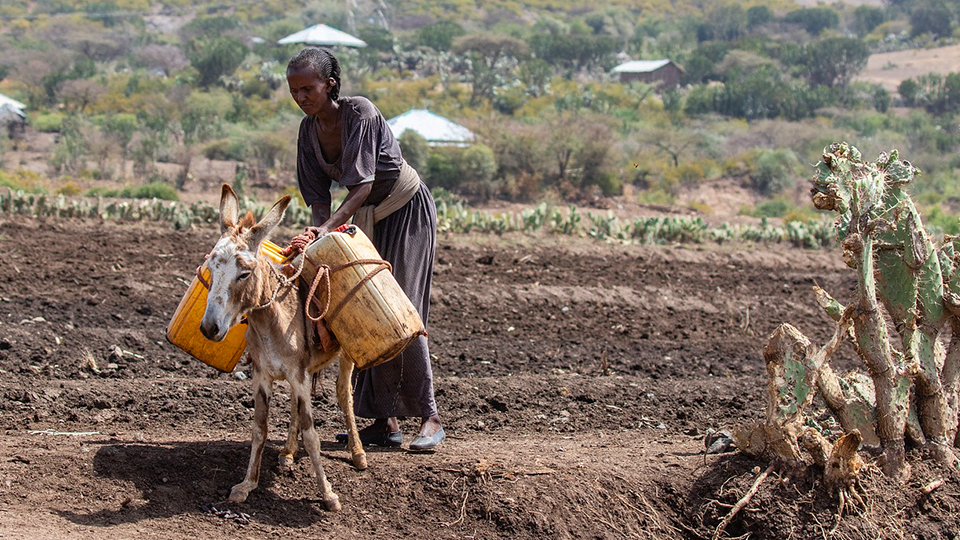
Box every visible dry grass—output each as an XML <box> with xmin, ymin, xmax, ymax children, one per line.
<box><xmin>858</xmin><ymin>44</ymin><xmax>960</xmax><ymax>93</ymax></box>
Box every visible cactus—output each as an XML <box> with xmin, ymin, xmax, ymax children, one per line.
<box><xmin>737</xmin><ymin>143</ymin><xmax>960</xmax><ymax>486</ymax></box>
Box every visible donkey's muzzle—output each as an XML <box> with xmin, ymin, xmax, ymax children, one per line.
<box><xmin>200</xmin><ymin>320</ymin><xmax>223</xmax><ymax>341</ymax></box>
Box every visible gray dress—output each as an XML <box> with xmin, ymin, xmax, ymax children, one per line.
<box><xmin>295</xmin><ymin>96</ymin><xmax>438</xmax><ymax>419</ymax></box>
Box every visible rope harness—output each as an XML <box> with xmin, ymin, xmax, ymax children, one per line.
<box><xmin>304</xmin><ymin>258</ymin><xmax>392</xmax><ymax>325</ymax></box>
<box><xmin>195</xmin><ymin>245</ymin><xmax>309</xmax><ymax>320</ymax></box>
<box><xmin>195</xmin><ymin>232</ymin><xmax>392</xmax><ymax>332</ymax></box>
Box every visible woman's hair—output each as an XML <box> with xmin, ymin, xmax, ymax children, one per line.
<box><xmin>287</xmin><ymin>47</ymin><xmax>341</xmax><ymax>100</ymax></box>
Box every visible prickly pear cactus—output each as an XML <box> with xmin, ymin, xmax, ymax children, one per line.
<box><xmin>737</xmin><ymin>143</ymin><xmax>960</xmax><ymax>485</ymax></box>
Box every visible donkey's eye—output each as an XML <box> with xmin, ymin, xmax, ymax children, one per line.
<box><xmin>237</xmin><ymin>271</ymin><xmax>252</xmax><ymax>281</ymax></box>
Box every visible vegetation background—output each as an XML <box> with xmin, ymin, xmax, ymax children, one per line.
<box><xmin>1</xmin><ymin>0</ymin><xmax>960</xmax><ymax>238</ymax></box>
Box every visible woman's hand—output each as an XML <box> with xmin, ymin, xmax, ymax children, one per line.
<box><xmin>282</xmin><ymin>226</ymin><xmax>327</xmax><ymax>256</ymax></box>
<box><xmin>306</xmin><ymin>226</ymin><xmax>329</xmax><ymax>238</ymax></box>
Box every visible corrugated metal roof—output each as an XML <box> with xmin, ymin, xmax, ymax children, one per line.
<box><xmin>612</xmin><ymin>59</ymin><xmax>673</xmax><ymax>73</ymax></box>
<box><xmin>0</xmin><ymin>92</ymin><xmax>26</xmax><ymax>112</ymax></box>
<box><xmin>277</xmin><ymin>24</ymin><xmax>367</xmax><ymax>48</ymax></box>
<box><xmin>387</xmin><ymin>109</ymin><xmax>474</xmax><ymax>147</ymax></box>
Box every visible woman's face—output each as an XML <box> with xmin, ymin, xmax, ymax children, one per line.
<box><xmin>287</xmin><ymin>68</ymin><xmax>335</xmax><ymax>116</ymax></box>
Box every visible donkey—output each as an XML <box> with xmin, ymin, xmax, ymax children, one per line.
<box><xmin>199</xmin><ymin>184</ymin><xmax>365</xmax><ymax>512</ymax></box>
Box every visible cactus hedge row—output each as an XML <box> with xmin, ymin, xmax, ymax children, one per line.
<box><xmin>0</xmin><ymin>190</ymin><xmax>838</xmax><ymax>249</ymax></box>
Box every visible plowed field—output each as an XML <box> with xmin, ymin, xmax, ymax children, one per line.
<box><xmin>1</xmin><ymin>217</ymin><xmax>957</xmax><ymax>539</ymax></box>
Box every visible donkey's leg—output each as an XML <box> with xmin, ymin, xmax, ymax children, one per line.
<box><xmin>289</xmin><ymin>374</ymin><xmax>341</xmax><ymax>512</ymax></box>
<box><xmin>278</xmin><ymin>396</ymin><xmax>300</xmax><ymax>471</ymax></box>
<box><xmin>229</xmin><ymin>367</ymin><xmax>273</xmax><ymax>503</ymax></box>
<box><xmin>337</xmin><ymin>357</ymin><xmax>366</xmax><ymax>469</ymax></box>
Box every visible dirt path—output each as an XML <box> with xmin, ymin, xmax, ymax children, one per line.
<box><xmin>1</xmin><ymin>217</ymin><xmax>957</xmax><ymax>539</ymax></box>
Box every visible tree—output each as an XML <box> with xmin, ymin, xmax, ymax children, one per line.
<box><xmin>802</xmin><ymin>37</ymin><xmax>870</xmax><ymax>89</ymax></box>
<box><xmin>910</xmin><ymin>5</ymin><xmax>953</xmax><ymax>38</ymax></box>
<box><xmin>898</xmin><ymin>78</ymin><xmax>920</xmax><ymax>106</ymax></box>
<box><xmin>58</xmin><ymin>79</ymin><xmax>106</xmax><ymax>113</ymax></box>
<box><xmin>133</xmin><ymin>45</ymin><xmax>189</xmax><ymax>77</ymax></box>
<box><xmin>416</xmin><ymin>20</ymin><xmax>465</xmax><ymax>52</ymax></box>
<box><xmin>453</xmin><ymin>33</ymin><xmax>528</xmax><ymax>106</ymax></box>
<box><xmin>529</xmin><ymin>32</ymin><xmax>618</xmax><ymax>75</ymax></box>
<box><xmin>698</xmin><ymin>4</ymin><xmax>747</xmax><ymax>42</ymax></box>
<box><xmin>784</xmin><ymin>7</ymin><xmax>840</xmax><ymax>35</ymax></box>
<box><xmin>185</xmin><ymin>36</ymin><xmax>248</xmax><ymax>87</ymax></box>
<box><xmin>681</xmin><ymin>42</ymin><xmax>730</xmax><ymax>84</ymax></box>
<box><xmin>747</xmin><ymin>5</ymin><xmax>774</xmax><ymax>29</ymax></box>
<box><xmin>851</xmin><ymin>5</ymin><xmax>886</xmax><ymax>37</ymax></box>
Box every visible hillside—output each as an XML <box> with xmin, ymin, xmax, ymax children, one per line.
<box><xmin>858</xmin><ymin>43</ymin><xmax>960</xmax><ymax>92</ymax></box>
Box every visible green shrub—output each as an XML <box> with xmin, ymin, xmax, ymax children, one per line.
<box><xmin>203</xmin><ymin>138</ymin><xmax>248</xmax><ymax>161</ymax></box>
<box><xmin>398</xmin><ymin>131</ymin><xmax>430</xmax><ymax>173</ymax></box>
<box><xmin>32</xmin><ymin>113</ymin><xmax>65</xmax><ymax>133</ymax></box>
<box><xmin>754</xmin><ymin>198</ymin><xmax>790</xmax><ymax>218</ymax></box>
<box><xmin>0</xmin><ymin>169</ymin><xmax>47</xmax><ymax>193</ymax></box>
<box><xmin>85</xmin><ymin>182</ymin><xmax>179</xmax><ymax>200</ymax></box>
<box><xmin>752</xmin><ymin>149</ymin><xmax>802</xmax><ymax>195</ymax></box>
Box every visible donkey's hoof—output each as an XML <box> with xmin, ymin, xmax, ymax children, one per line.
<box><xmin>353</xmin><ymin>453</ymin><xmax>368</xmax><ymax>470</ymax></box>
<box><xmin>278</xmin><ymin>453</ymin><xmax>295</xmax><ymax>471</ymax></box>
<box><xmin>228</xmin><ymin>483</ymin><xmax>252</xmax><ymax>503</ymax></box>
<box><xmin>323</xmin><ymin>493</ymin><xmax>342</xmax><ymax>512</ymax></box>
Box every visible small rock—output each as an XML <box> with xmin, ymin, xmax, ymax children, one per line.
<box><xmin>233</xmin><ymin>371</ymin><xmax>248</xmax><ymax>381</ymax></box>
<box><xmin>705</xmin><ymin>429</ymin><xmax>735</xmax><ymax>454</ymax></box>
<box><xmin>106</xmin><ymin>363</ymin><xmax>119</xmax><ymax>370</ymax></box>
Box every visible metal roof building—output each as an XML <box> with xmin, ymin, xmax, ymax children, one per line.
<box><xmin>277</xmin><ymin>24</ymin><xmax>367</xmax><ymax>48</ymax></box>
<box><xmin>387</xmin><ymin>109</ymin><xmax>475</xmax><ymax>147</ymax></box>
<box><xmin>612</xmin><ymin>59</ymin><xmax>684</xmax><ymax>88</ymax></box>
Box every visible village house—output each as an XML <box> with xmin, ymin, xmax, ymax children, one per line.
<box><xmin>612</xmin><ymin>59</ymin><xmax>685</xmax><ymax>89</ymax></box>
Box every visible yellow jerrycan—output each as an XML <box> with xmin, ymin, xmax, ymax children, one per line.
<box><xmin>166</xmin><ymin>240</ymin><xmax>285</xmax><ymax>372</ymax></box>
<box><xmin>295</xmin><ymin>225</ymin><xmax>425</xmax><ymax>370</ymax></box>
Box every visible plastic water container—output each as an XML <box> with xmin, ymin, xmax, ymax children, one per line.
<box><xmin>294</xmin><ymin>226</ymin><xmax>425</xmax><ymax>370</ymax></box>
<box><xmin>166</xmin><ymin>240</ymin><xmax>285</xmax><ymax>372</ymax></box>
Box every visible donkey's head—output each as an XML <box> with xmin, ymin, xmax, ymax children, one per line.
<box><xmin>199</xmin><ymin>184</ymin><xmax>291</xmax><ymax>342</ymax></box>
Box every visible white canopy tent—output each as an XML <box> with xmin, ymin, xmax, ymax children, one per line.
<box><xmin>387</xmin><ymin>109</ymin><xmax>474</xmax><ymax>147</ymax></box>
<box><xmin>277</xmin><ymin>24</ymin><xmax>367</xmax><ymax>48</ymax></box>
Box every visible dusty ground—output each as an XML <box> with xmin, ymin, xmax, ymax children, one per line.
<box><xmin>1</xmin><ymin>216</ymin><xmax>958</xmax><ymax>539</ymax></box>
<box><xmin>858</xmin><ymin>43</ymin><xmax>960</xmax><ymax>93</ymax></box>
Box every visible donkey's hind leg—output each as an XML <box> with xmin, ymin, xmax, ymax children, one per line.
<box><xmin>289</xmin><ymin>373</ymin><xmax>341</xmax><ymax>512</ymax></box>
<box><xmin>337</xmin><ymin>357</ymin><xmax>366</xmax><ymax>469</ymax></box>
<box><xmin>278</xmin><ymin>396</ymin><xmax>300</xmax><ymax>472</ymax></box>
<box><xmin>229</xmin><ymin>366</ymin><xmax>272</xmax><ymax>503</ymax></box>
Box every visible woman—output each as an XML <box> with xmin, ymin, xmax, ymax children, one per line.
<box><xmin>286</xmin><ymin>47</ymin><xmax>444</xmax><ymax>451</ymax></box>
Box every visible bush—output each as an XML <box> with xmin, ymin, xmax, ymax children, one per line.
<box><xmin>752</xmin><ymin>148</ymin><xmax>802</xmax><ymax>195</ymax></box>
<box><xmin>186</xmin><ymin>36</ymin><xmax>248</xmax><ymax>87</ymax></box>
<box><xmin>85</xmin><ymin>182</ymin><xmax>179</xmax><ymax>200</ymax></box>
<box><xmin>784</xmin><ymin>8</ymin><xmax>840</xmax><ymax>36</ymax></box>
<box><xmin>202</xmin><ymin>139</ymin><xmax>248</xmax><ymax>161</ymax></box>
<box><xmin>32</xmin><ymin>113</ymin><xmax>65</xmax><ymax>133</ymax></box>
<box><xmin>753</xmin><ymin>198</ymin><xmax>790</xmax><ymax>218</ymax></box>
<box><xmin>910</xmin><ymin>6</ymin><xmax>953</xmax><ymax>38</ymax></box>
<box><xmin>398</xmin><ymin>131</ymin><xmax>431</xmax><ymax>174</ymax></box>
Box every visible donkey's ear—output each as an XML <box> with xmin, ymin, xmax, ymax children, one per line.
<box><xmin>220</xmin><ymin>184</ymin><xmax>240</xmax><ymax>234</ymax></box>
<box><xmin>248</xmin><ymin>195</ymin><xmax>291</xmax><ymax>249</ymax></box>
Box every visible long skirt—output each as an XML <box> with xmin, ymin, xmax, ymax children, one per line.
<box><xmin>351</xmin><ymin>182</ymin><xmax>438</xmax><ymax>418</ymax></box>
